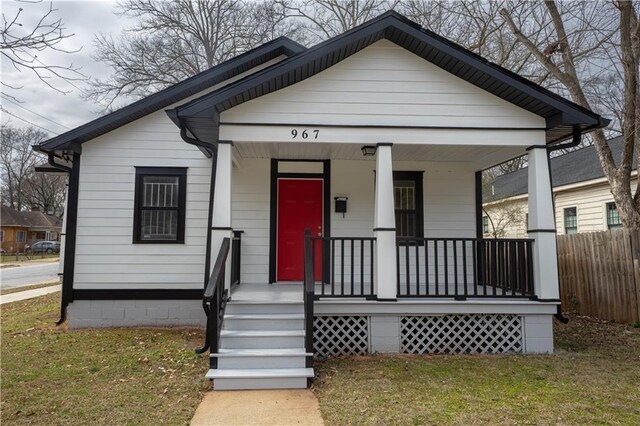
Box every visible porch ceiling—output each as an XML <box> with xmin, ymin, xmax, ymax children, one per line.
<box><xmin>233</xmin><ymin>142</ymin><xmax>525</xmax><ymax>170</ymax></box>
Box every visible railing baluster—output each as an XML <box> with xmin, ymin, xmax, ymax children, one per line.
<box><xmin>433</xmin><ymin>240</ymin><xmax>439</xmax><ymax>296</ymax></box>
<box><xmin>425</xmin><ymin>240</ymin><xmax>430</xmax><ymax>297</ymax></box>
<box><xmin>462</xmin><ymin>241</ymin><xmax>468</xmax><ymax>298</ymax></box>
<box><xmin>453</xmin><ymin>240</ymin><xmax>459</xmax><ymax>298</ymax></box>
<box><xmin>444</xmin><ymin>239</ymin><xmax>449</xmax><ymax>296</ymax></box>
<box><xmin>331</xmin><ymin>239</ymin><xmax>335</xmax><ymax>296</ymax></box>
<box><xmin>350</xmin><ymin>239</ymin><xmax>355</xmax><ymax>296</ymax></box>
<box><xmin>370</xmin><ymin>239</ymin><xmax>375</xmax><ymax>297</ymax></box>
<box><xmin>340</xmin><ymin>239</ymin><xmax>345</xmax><ymax>296</ymax></box>
<box><xmin>360</xmin><ymin>239</ymin><xmax>364</xmax><ymax>297</ymax></box>
<box><xmin>415</xmin><ymin>240</ymin><xmax>420</xmax><ymax>296</ymax></box>
<box><xmin>396</xmin><ymin>243</ymin><xmax>401</xmax><ymax>297</ymax></box>
<box><xmin>405</xmin><ymin>241</ymin><xmax>410</xmax><ymax>296</ymax></box>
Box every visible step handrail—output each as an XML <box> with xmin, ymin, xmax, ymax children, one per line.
<box><xmin>196</xmin><ymin>237</ymin><xmax>231</xmax><ymax>363</ymax></box>
<box><xmin>303</xmin><ymin>228</ymin><xmax>315</xmax><ymax>368</ymax></box>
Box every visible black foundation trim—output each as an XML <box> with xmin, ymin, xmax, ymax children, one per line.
<box><xmin>373</xmin><ymin>227</ymin><xmax>396</xmax><ymax>232</ymax></box>
<box><xmin>74</xmin><ymin>289</ymin><xmax>202</xmax><ymax>300</ymax></box>
<box><xmin>527</xmin><ymin>229</ymin><xmax>557</xmax><ymax>233</ymax></box>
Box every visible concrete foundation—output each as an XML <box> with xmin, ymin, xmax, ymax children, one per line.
<box><xmin>67</xmin><ymin>299</ymin><xmax>206</xmax><ymax>328</ymax></box>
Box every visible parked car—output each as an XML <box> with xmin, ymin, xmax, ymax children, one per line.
<box><xmin>25</xmin><ymin>241</ymin><xmax>60</xmax><ymax>254</ymax></box>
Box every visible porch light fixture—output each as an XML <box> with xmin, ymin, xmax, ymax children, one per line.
<box><xmin>361</xmin><ymin>145</ymin><xmax>377</xmax><ymax>156</ymax></box>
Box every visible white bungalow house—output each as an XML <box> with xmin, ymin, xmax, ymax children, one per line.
<box><xmin>36</xmin><ymin>12</ymin><xmax>608</xmax><ymax>390</ymax></box>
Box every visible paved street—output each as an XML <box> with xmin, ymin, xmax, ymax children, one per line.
<box><xmin>0</xmin><ymin>262</ymin><xmax>59</xmax><ymax>290</ymax></box>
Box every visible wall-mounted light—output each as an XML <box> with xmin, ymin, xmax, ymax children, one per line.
<box><xmin>361</xmin><ymin>145</ymin><xmax>377</xmax><ymax>156</ymax></box>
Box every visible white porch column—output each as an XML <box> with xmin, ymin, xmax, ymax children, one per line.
<box><xmin>374</xmin><ymin>143</ymin><xmax>397</xmax><ymax>300</ymax></box>
<box><xmin>527</xmin><ymin>146</ymin><xmax>559</xmax><ymax>300</ymax></box>
<box><xmin>211</xmin><ymin>141</ymin><xmax>233</xmax><ymax>291</ymax></box>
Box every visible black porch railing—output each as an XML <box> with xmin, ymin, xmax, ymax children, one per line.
<box><xmin>311</xmin><ymin>236</ymin><xmax>376</xmax><ymax>298</ymax></box>
<box><xmin>230</xmin><ymin>230</ymin><xmax>243</xmax><ymax>290</ymax></box>
<box><xmin>396</xmin><ymin>237</ymin><xmax>534</xmax><ymax>299</ymax></box>
<box><xmin>195</xmin><ymin>237</ymin><xmax>230</xmax><ymax>368</ymax></box>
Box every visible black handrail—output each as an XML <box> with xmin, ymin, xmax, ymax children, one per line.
<box><xmin>230</xmin><ymin>230</ymin><xmax>243</xmax><ymax>289</ymax></box>
<box><xmin>196</xmin><ymin>237</ymin><xmax>230</xmax><ymax>367</ymax></box>
<box><xmin>396</xmin><ymin>237</ymin><xmax>535</xmax><ymax>299</ymax></box>
<box><xmin>303</xmin><ymin>228</ymin><xmax>315</xmax><ymax>368</ymax></box>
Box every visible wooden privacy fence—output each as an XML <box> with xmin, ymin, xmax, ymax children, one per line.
<box><xmin>557</xmin><ymin>230</ymin><xmax>640</xmax><ymax>323</ymax></box>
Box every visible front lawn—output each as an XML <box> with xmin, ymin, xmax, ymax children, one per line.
<box><xmin>314</xmin><ymin>317</ymin><xmax>640</xmax><ymax>425</ymax></box>
<box><xmin>1</xmin><ymin>293</ymin><xmax>208</xmax><ymax>425</ymax></box>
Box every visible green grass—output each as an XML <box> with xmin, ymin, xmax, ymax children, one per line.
<box><xmin>1</xmin><ymin>293</ymin><xmax>209</xmax><ymax>425</ymax></box>
<box><xmin>314</xmin><ymin>317</ymin><xmax>640</xmax><ymax>425</ymax></box>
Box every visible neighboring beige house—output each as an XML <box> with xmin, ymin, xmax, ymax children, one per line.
<box><xmin>484</xmin><ymin>136</ymin><xmax>630</xmax><ymax>238</ymax></box>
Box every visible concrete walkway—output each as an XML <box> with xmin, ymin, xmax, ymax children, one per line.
<box><xmin>191</xmin><ymin>390</ymin><xmax>324</xmax><ymax>426</ymax></box>
<box><xmin>0</xmin><ymin>285</ymin><xmax>61</xmax><ymax>305</ymax></box>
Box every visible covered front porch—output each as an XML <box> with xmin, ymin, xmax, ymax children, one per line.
<box><xmin>210</xmin><ymin>139</ymin><xmax>558</xmax><ymax>304</ymax></box>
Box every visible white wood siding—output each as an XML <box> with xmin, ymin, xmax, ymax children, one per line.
<box><xmin>73</xmin><ymin>57</ymin><xmax>287</xmax><ymax>290</ymax></box>
<box><xmin>221</xmin><ymin>39</ymin><xmax>545</xmax><ymax>129</ymax></box>
<box><xmin>232</xmin><ymin>159</ymin><xmax>477</xmax><ymax>284</ymax></box>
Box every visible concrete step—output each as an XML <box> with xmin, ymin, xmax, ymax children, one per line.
<box><xmin>220</xmin><ymin>330</ymin><xmax>305</xmax><ymax>349</ymax></box>
<box><xmin>213</xmin><ymin>348</ymin><xmax>312</xmax><ymax>369</ymax></box>
<box><xmin>206</xmin><ymin>368</ymin><xmax>314</xmax><ymax>390</ymax></box>
<box><xmin>223</xmin><ymin>313</ymin><xmax>304</xmax><ymax>330</ymax></box>
<box><xmin>225</xmin><ymin>300</ymin><xmax>303</xmax><ymax>315</ymax></box>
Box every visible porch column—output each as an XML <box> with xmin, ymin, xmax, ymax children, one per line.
<box><xmin>211</xmin><ymin>141</ymin><xmax>233</xmax><ymax>291</ymax></box>
<box><xmin>374</xmin><ymin>143</ymin><xmax>397</xmax><ymax>300</ymax></box>
<box><xmin>527</xmin><ymin>146</ymin><xmax>559</xmax><ymax>300</ymax></box>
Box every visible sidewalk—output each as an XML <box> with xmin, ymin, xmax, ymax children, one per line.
<box><xmin>1</xmin><ymin>257</ymin><xmax>59</xmax><ymax>269</ymax></box>
<box><xmin>0</xmin><ymin>285</ymin><xmax>61</xmax><ymax>305</ymax></box>
<box><xmin>191</xmin><ymin>389</ymin><xmax>324</xmax><ymax>426</ymax></box>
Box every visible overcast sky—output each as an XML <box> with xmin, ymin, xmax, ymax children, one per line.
<box><xmin>1</xmin><ymin>0</ymin><xmax>130</xmax><ymax>136</ymax></box>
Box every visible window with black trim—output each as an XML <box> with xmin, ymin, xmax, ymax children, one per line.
<box><xmin>606</xmin><ymin>202</ymin><xmax>622</xmax><ymax>230</ymax></box>
<box><xmin>564</xmin><ymin>207</ymin><xmax>577</xmax><ymax>234</ymax></box>
<box><xmin>133</xmin><ymin>167</ymin><xmax>187</xmax><ymax>243</ymax></box>
<box><xmin>393</xmin><ymin>171</ymin><xmax>424</xmax><ymax>238</ymax></box>
<box><xmin>482</xmin><ymin>216</ymin><xmax>489</xmax><ymax>234</ymax></box>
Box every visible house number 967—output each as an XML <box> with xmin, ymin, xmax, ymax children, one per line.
<box><xmin>291</xmin><ymin>129</ymin><xmax>319</xmax><ymax>140</ymax></box>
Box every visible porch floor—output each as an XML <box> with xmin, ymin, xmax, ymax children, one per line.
<box><xmin>230</xmin><ymin>282</ymin><xmax>528</xmax><ymax>300</ymax></box>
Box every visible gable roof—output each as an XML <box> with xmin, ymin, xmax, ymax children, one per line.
<box><xmin>486</xmin><ymin>136</ymin><xmax>628</xmax><ymax>202</ymax></box>
<box><xmin>37</xmin><ymin>37</ymin><xmax>306</xmax><ymax>152</ymax></box>
<box><xmin>1</xmin><ymin>205</ymin><xmax>62</xmax><ymax>228</ymax></box>
<box><xmin>168</xmin><ymin>11</ymin><xmax>608</xmax><ymax>145</ymax></box>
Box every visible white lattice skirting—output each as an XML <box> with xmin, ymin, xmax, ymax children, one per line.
<box><xmin>313</xmin><ymin>316</ymin><xmax>369</xmax><ymax>358</ymax></box>
<box><xmin>400</xmin><ymin>315</ymin><xmax>524</xmax><ymax>354</ymax></box>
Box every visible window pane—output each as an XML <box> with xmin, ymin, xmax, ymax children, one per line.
<box><xmin>142</xmin><ymin>176</ymin><xmax>179</xmax><ymax>208</ymax></box>
<box><xmin>607</xmin><ymin>203</ymin><xmax>622</xmax><ymax>229</ymax></box>
<box><xmin>564</xmin><ymin>207</ymin><xmax>577</xmax><ymax>234</ymax></box>
<box><xmin>141</xmin><ymin>209</ymin><xmax>178</xmax><ymax>240</ymax></box>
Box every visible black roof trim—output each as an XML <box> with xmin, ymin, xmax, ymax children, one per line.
<box><xmin>170</xmin><ymin>11</ymin><xmax>607</xmax><ymax>143</ymax></box>
<box><xmin>38</xmin><ymin>37</ymin><xmax>306</xmax><ymax>152</ymax></box>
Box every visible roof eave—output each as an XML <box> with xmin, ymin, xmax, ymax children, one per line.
<box><xmin>36</xmin><ymin>36</ymin><xmax>306</xmax><ymax>153</ymax></box>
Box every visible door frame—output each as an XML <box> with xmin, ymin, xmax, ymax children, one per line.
<box><xmin>269</xmin><ymin>159</ymin><xmax>331</xmax><ymax>283</ymax></box>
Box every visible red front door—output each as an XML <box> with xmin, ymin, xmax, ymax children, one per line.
<box><xmin>277</xmin><ymin>179</ymin><xmax>323</xmax><ymax>281</ymax></box>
